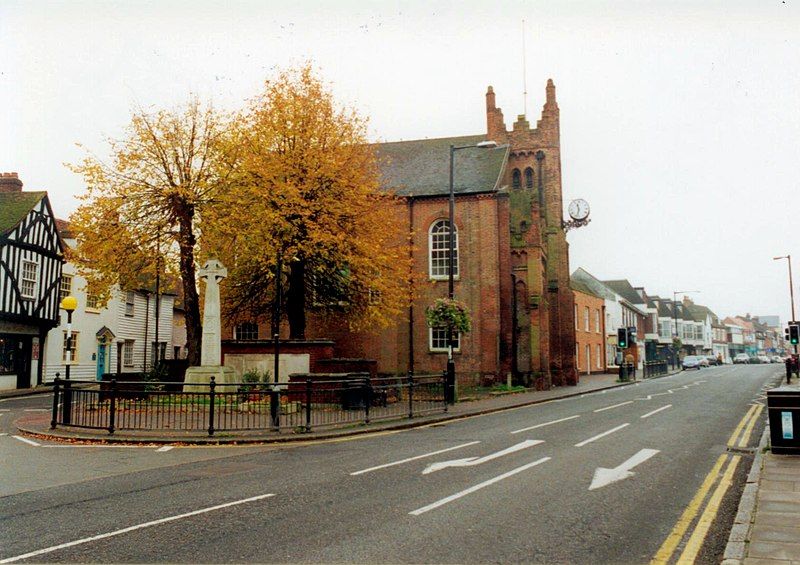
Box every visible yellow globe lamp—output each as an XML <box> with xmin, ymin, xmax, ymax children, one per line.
<box><xmin>60</xmin><ymin>295</ymin><xmax>78</xmax><ymax>312</ymax></box>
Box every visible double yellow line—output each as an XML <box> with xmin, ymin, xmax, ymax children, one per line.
<box><xmin>728</xmin><ymin>403</ymin><xmax>763</xmax><ymax>448</ymax></box>
<box><xmin>652</xmin><ymin>404</ymin><xmax>762</xmax><ymax>564</ymax></box>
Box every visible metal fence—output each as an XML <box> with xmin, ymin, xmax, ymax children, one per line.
<box><xmin>643</xmin><ymin>360</ymin><xmax>669</xmax><ymax>379</ymax></box>
<box><xmin>50</xmin><ymin>373</ymin><xmax>448</xmax><ymax>436</ymax></box>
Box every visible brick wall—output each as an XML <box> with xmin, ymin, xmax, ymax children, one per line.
<box><xmin>573</xmin><ymin>289</ymin><xmax>606</xmax><ymax>375</ymax></box>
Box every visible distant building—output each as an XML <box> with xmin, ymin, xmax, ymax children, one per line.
<box><xmin>571</xmin><ymin>276</ymin><xmax>606</xmax><ymax>374</ymax></box>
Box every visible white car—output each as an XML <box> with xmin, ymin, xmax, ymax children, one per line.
<box><xmin>733</xmin><ymin>353</ymin><xmax>750</xmax><ymax>364</ymax></box>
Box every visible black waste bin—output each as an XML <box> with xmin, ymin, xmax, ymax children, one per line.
<box><xmin>341</xmin><ymin>379</ymin><xmax>368</xmax><ymax>410</ymax></box>
<box><xmin>767</xmin><ymin>385</ymin><xmax>800</xmax><ymax>455</ymax></box>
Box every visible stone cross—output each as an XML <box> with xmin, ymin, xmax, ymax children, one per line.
<box><xmin>198</xmin><ymin>259</ymin><xmax>227</xmax><ymax>367</ymax></box>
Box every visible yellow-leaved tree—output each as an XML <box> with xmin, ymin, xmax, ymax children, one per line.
<box><xmin>207</xmin><ymin>65</ymin><xmax>409</xmax><ymax>339</ymax></box>
<box><xmin>68</xmin><ymin>99</ymin><xmax>237</xmax><ymax>366</ymax></box>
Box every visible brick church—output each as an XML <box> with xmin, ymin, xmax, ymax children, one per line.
<box><xmin>302</xmin><ymin>80</ymin><xmax>578</xmax><ymax>388</ymax></box>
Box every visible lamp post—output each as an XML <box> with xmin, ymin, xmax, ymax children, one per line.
<box><xmin>446</xmin><ymin>140</ymin><xmax>497</xmax><ymax>403</ymax></box>
<box><xmin>774</xmin><ymin>255</ymin><xmax>797</xmax><ymax>355</ymax></box>
<box><xmin>60</xmin><ymin>295</ymin><xmax>77</xmax><ymax>424</ymax></box>
<box><xmin>672</xmin><ymin>290</ymin><xmax>699</xmax><ymax>365</ymax></box>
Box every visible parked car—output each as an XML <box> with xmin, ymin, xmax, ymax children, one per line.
<box><xmin>682</xmin><ymin>355</ymin><xmax>704</xmax><ymax>370</ymax></box>
<box><xmin>758</xmin><ymin>355</ymin><xmax>771</xmax><ymax>364</ymax></box>
<box><xmin>772</xmin><ymin>356</ymin><xmax>784</xmax><ymax>363</ymax></box>
<box><xmin>733</xmin><ymin>353</ymin><xmax>750</xmax><ymax>364</ymax></box>
<box><xmin>706</xmin><ymin>356</ymin><xmax>720</xmax><ymax>366</ymax></box>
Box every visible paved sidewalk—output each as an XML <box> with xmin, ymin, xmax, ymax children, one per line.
<box><xmin>725</xmin><ymin>426</ymin><xmax>800</xmax><ymax>565</ymax></box>
<box><xmin>10</xmin><ymin>371</ymin><xmax>664</xmax><ymax>444</ymax></box>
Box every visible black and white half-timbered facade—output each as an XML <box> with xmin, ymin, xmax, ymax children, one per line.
<box><xmin>0</xmin><ymin>173</ymin><xmax>64</xmax><ymax>389</ymax></box>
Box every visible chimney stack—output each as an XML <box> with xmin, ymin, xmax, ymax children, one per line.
<box><xmin>0</xmin><ymin>172</ymin><xmax>23</xmax><ymax>193</ymax></box>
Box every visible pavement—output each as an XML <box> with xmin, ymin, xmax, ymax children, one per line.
<box><xmin>7</xmin><ymin>366</ymin><xmax>796</xmax><ymax>564</ymax></box>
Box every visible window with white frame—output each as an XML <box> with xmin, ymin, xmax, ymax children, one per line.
<box><xmin>62</xmin><ymin>331</ymin><xmax>79</xmax><ymax>363</ymax></box>
<box><xmin>659</xmin><ymin>320</ymin><xmax>671</xmax><ymax>338</ymax></box>
<box><xmin>429</xmin><ymin>327</ymin><xmax>460</xmax><ymax>352</ymax></box>
<box><xmin>59</xmin><ymin>275</ymin><xmax>73</xmax><ymax>304</ymax></box>
<box><xmin>123</xmin><ymin>340</ymin><xmax>135</xmax><ymax>367</ymax></box>
<box><xmin>596</xmin><ymin>344</ymin><xmax>602</xmax><ymax>368</ymax></box>
<box><xmin>595</xmin><ymin>309</ymin><xmax>601</xmax><ymax>333</ymax></box>
<box><xmin>125</xmin><ymin>291</ymin><xmax>135</xmax><ymax>317</ymax></box>
<box><xmin>86</xmin><ymin>293</ymin><xmax>101</xmax><ymax>310</ymax></box>
<box><xmin>584</xmin><ymin>307</ymin><xmax>590</xmax><ymax>331</ymax></box>
<box><xmin>20</xmin><ymin>261</ymin><xmax>38</xmax><ymax>299</ymax></box>
<box><xmin>574</xmin><ymin>304</ymin><xmax>578</xmax><ymax>330</ymax></box>
<box><xmin>429</xmin><ymin>220</ymin><xmax>458</xmax><ymax>279</ymax></box>
<box><xmin>234</xmin><ymin>323</ymin><xmax>259</xmax><ymax>341</ymax></box>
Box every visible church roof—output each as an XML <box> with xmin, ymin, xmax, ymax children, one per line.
<box><xmin>375</xmin><ymin>134</ymin><xmax>510</xmax><ymax>197</ymax></box>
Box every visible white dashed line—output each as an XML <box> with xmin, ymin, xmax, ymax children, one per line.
<box><xmin>594</xmin><ymin>401</ymin><xmax>633</xmax><ymax>413</ymax></box>
<box><xmin>510</xmin><ymin>415</ymin><xmax>580</xmax><ymax>434</ymax></box>
<box><xmin>0</xmin><ymin>493</ymin><xmax>277</xmax><ymax>564</ymax></box>
<box><xmin>12</xmin><ymin>435</ymin><xmax>40</xmax><ymax>447</ymax></box>
<box><xmin>409</xmin><ymin>457</ymin><xmax>551</xmax><ymax>516</ymax></box>
<box><xmin>350</xmin><ymin>441</ymin><xmax>481</xmax><ymax>476</ymax></box>
<box><xmin>575</xmin><ymin>424</ymin><xmax>630</xmax><ymax>447</ymax></box>
<box><xmin>156</xmin><ymin>446</ymin><xmax>174</xmax><ymax>452</ymax></box>
<box><xmin>641</xmin><ymin>405</ymin><xmax>672</xmax><ymax>419</ymax></box>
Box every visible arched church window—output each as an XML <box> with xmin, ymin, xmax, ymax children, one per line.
<box><xmin>429</xmin><ymin>219</ymin><xmax>458</xmax><ymax>279</ymax></box>
<box><xmin>512</xmin><ymin>169</ymin><xmax>521</xmax><ymax>189</ymax></box>
<box><xmin>525</xmin><ymin>167</ymin><xmax>534</xmax><ymax>188</ymax></box>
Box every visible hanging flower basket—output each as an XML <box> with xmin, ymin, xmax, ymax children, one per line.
<box><xmin>425</xmin><ymin>298</ymin><xmax>472</xmax><ymax>334</ymax></box>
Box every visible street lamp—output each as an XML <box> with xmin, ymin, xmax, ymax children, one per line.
<box><xmin>774</xmin><ymin>255</ymin><xmax>796</xmax><ymax>355</ymax></box>
<box><xmin>446</xmin><ymin>140</ymin><xmax>497</xmax><ymax>403</ymax></box>
<box><xmin>60</xmin><ymin>295</ymin><xmax>77</xmax><ymax>424</ymax></box>
<box><xmin>672</xmin><ymin>290</ymin><xmax>699</xmax><ymax>364</ymax></box>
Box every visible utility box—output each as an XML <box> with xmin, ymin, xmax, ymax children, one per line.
<box><xmin>767</xmin><ymin>385</ymin><xmax>800</xmax><ymax>455</ymax></box>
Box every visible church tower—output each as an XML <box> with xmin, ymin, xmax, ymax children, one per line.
<box><xmin>486</xmin><ymin>81</ymin><xmax>577</xmax><ymax>387</ymax></box>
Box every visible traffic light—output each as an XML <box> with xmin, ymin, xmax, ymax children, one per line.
<box><xmin>628</xmin><ymin>326</ymin><xmax>637</xmax><ymax>345</ymax></box>
<box><xmin>790</xmin><ymin>324</ymin><xmax>799</xmax><ymax>346</ymax></box>
<box><xmin>618</xmin><ymin>327</ymin><xmax>628</xmax><ymax>349</ymax></box>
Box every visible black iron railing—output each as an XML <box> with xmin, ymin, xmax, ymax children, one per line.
<box><xmin>50</xmin><ymin>373</ymin><xmax>447</xmax><ymax>436</ymax></box>
<box><xmin>643</xmin><ymin>360</ymin><xmax>669</xmax><ymax>379</ymax></box>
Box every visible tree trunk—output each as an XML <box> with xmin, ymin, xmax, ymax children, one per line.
<box><xmin>177</xmin><ymin>205</ymin><xmax>202</xmax><ymax>366</ymax></box>
<box><xmin>286</xmin><ymin>260</ymin><xmax>306</xmax><ymax>339</ymax></box>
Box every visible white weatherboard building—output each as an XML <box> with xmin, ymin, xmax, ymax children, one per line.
<box><xmin>43</xmin><ymin>233</ymin><xmax>177</xmax><ymax>382</ymax></box>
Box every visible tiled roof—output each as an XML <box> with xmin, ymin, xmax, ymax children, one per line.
<box><xmin>0</xmin><ymin>191</ymin><xmax>45</xmax><ymax>235</ymax></box>
<box><xmin>602</xmin><ymin>279</ymin><xmax>645</xmax><ymax>306</ymax></box>
<box><xmin>375</xmin><ymin>134</ymin><xmax>510</xmax><ymax>197</ymax></box>
<box><xmin>570</xmin><ymin>268</ymin><xmax>617</xmax><ymax>301</ymax></box>
<box><xmin>571</xmin><ymin>276</ymin><xmax>604</xmax><ymax>299</ymax></box>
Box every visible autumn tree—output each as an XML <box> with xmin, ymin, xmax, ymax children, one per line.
<box><xmin>68</xmin><ymin>99</ymin><xmax>237</xmax><ymax>366</ymax></box>
<box><xmin>207</xmin><ymin>65</ymin><xmax>408</xmax><ymax>339</ymax></box>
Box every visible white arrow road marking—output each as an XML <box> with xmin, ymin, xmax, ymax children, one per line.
<box><xmin>575</xmin><ymin>424</ymin><xmax>629</xmax><ymax>447</ymax></box>
<box><xmin>350</xmin><ymin>441</ymin><xmax>481</xmax><ymax>475</ymax></box>
<box><xmin>589</xmin><ymin>449</ymin><xmax>660</xmax><ymax>490</ymax></box>
<box><xmin>0</xmin><ymin>493</ymin><xmax>276</xmax><ymax>564</ymax></box>
<box><xmin>641</xmin><ymin>405</ymin><xmax>672</xmax><ymax>419</ymax></box>
<box><xmin>0</xmin><ymin>433</ymin><xmax>8</xmax><ymax>436</ymax></box>
<box><xmin>510</xmin><ymin>415</ymin><xmax>579</xmax><ymax>434</ymax></box>
<box><xmin>422</xmin><ymin>440</ymin><xmax>543</xmax><ymax>475</ymax></box>
<box><xmin>12</xmin><ymin>435</ymin><xmax>40</xmax><ymax>447</ymax></box>
<box><xmin>410</xmin><ymin>457</ymin><xmax>551</xmax><ymax>515</ymax></box>
<box><xmin>594</xmin><ymin>401</ymin><xmax>633</xmax><ymax>413</ymax></box>
<box><xmin>156</xmin><ymin>446</ymin><xmax>174</xmax><ymax>452</ymax></box>
<box><xmin>23</xmin><ymin>409</ymin><xmax>49</xmax><ymax>412</ymax></box>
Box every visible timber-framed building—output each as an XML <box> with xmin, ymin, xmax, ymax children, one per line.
<box><xmin>0</xmin><ymin>173</ymin><xmax>64</xmax><ymax>389</ymax></box>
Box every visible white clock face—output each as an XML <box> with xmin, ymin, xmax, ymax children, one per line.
<box><xmin>568</xmin><ymin>199</ymin><xmax>590</xmax><ymax>221</ymax></box>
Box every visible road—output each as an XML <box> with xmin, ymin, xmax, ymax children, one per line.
<box><xmin>0</xmin><ymin>364</ymin><xmax>782</xmax><ymax>564</ymax></box>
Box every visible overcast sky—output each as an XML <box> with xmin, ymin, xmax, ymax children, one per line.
<box><xmin>2</xmin><ymin>0</ymin><xmax>799</xmax><ymax>324</ymax></box>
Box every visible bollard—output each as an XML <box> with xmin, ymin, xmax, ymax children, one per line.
<box><xmin>50</xmin><ymin>377</ymin><xmax>60</xmax><ymax>429</ymax></box>
<box><xmin>305</xmin><ymin>379</ymin><xmax>312</xmax><ymax>433</ymax></box>
<box><xmin>208</xmin><ymin>376</ymin><xmax>216</xmax><ymax>437</ymax></box>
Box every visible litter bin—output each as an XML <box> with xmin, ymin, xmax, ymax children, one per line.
<box><xmin>767</xmin><ymin>385</ymin><xmax>800</xmax><ymax>455</ymax></box>
<box><xmin>341</xmin><ymin>379</ymin><xmax>368</xmax><ymax>410</ymax></box>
